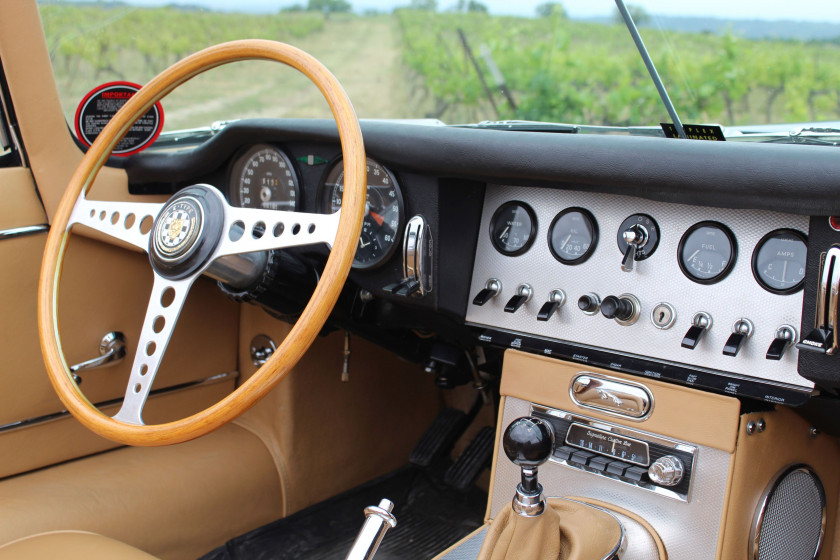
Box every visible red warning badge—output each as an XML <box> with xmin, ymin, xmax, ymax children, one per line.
<box><xmin>74</xmin><ymin>81</ymin><xmax>164</xmax><ymax>157</ymax></box>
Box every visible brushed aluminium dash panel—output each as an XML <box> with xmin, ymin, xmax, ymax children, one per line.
<box><xmin>466</xmin><ymin>185</ymin><xmax>811</xmax><ymax>390</ymax></box>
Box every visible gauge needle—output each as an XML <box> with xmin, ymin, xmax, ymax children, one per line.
<box><xmin>560</xmin><ymin>234</ymin><xmax>572</xmax><ymax>250</ymax></box>
<box><xmin>370</xmin><ymin>211</ymin><xmax>385</xmax><ymax>227</ymax></box>
<box><xmin>687</xmin><ymin>249</ymin><xmax>700</xmax><ymax>262</ymax></box>
<box><xmin>500</xmin><ymin>226</ymin><xmax>510</xmax><ymax>240</ymax></box>
<box><xmin>359</xmin><ymin>238</ymin><xmax>371</xmax><ymax>248</ymax></box>
<box><xmin>782</xmin><ymin>260</ymin><xmax>788</xmax><ymax>283</ymax></box>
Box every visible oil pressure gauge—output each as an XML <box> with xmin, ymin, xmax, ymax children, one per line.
<box><xmin>678</xmin><ymin>221</ymin><xmax>737</xmax><ymax>284</ymax></box>
<box><xmin>548</xmin><ymin>207</ymin><xmax>598</xmax><ymax>265</ymax></box>
<box><xmin>489</xmin><ymin>201</ymin><xmax>537</xmax><ymax>256</ymax></box>
<box><xmin>752</xmin><ymin>229</ymin><xmax>808</xmax><ymax>294</ymax></box>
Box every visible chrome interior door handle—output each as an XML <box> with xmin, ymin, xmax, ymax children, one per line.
<box><xmin>69</xmin><ymin>331</ymin><xmax>127</xmax><ymax>379</ymax></box>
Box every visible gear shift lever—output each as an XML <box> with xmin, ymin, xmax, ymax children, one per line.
<box><xmin>502</xmin><ymin>416</ymin><xmax>554</xmax><ymax>517</ymax></box>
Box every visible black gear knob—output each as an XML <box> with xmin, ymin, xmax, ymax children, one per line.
<box><xmin>503</xmin><ymin>416</ymin><xmax>554</xmax><ymax>468</ymax></box>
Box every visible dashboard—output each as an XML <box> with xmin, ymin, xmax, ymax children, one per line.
<box><xmin>124</xmin><ymin>118</ymin><xmax>840</xmax><ymax>414</ymax></box>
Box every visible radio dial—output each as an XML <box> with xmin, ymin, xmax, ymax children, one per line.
<box><xmin>648</xmin><ymin>455</ymin><xmax>685</xmax><ymax>487</ymax></box>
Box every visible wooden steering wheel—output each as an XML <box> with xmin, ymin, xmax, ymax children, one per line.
<box><xmin>38</xmin><ymin>40</ymin><xmax>366</xmax><ymax>446</ymax></box>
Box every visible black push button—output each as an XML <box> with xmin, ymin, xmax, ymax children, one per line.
<box><xmin>606</xmin><ymin>461</ymin><xmax>629</xmax><ymax>476</ymax></box>
<box><xmin>553</xmin><ymin>446</ymin><xmax>574</xmax><ymax>462</ymax></box>
<box><xmin>537</xmin><ymin>301</ymin><xmax>560</xmax><ymax>321</ymax></box>
<box><xmin>681</xmin><ymin>325</ymin><xmax>706</xmax><ymax>350</ymax></box>
<box><xmin>588</xmin><ymin>456</ymin><xmax>611</xmax><ymax>472</ymax></box>
<box><xmin>723</xmin><ymin>332</ymin><xmax>747</xmax><ymax>357</ymax></box>
<box><xmin>504</xmin><ymin>294</ymin><xmax>528</xmax><ymax>313</ymax></box>
<box><xmin>569</xmin><ymin>450</ymin><xmax>595</xmax><ymax>466</ymax></box>
<box><xmin>600</xmin><ymin>295</ymin><xmax>634</xmax><ymax>321</ymax></box>
<box><xmin>578</xmin><ymin>294</ymin><xmax>599</xmax><ymax>313</ymax></box>
<box><xmin>623</xmin><ymin>466</ymin><xmax>647</xmax><ymax>482</ymax></box>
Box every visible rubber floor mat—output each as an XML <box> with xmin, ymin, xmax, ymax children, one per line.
<box><xmin>198</xmin><ymin>465</ymin><xmax>487</xmax><ymax>560</ymax></box>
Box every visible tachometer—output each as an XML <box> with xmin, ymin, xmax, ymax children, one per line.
<box><xmin>321</xmin><ymin>157</ymin><xmax>403</xmax><ymax>269</ymax></box>
<box><xmin>230</xmin><ymin>144</ymin><xmax>299</xmax><ymax>210</ymax></box>
<box><xmin>678</xmin><ymin>221</ymin><xmax>737</xmax><ymax>284</ymax></box>
<box><xmin>752</xmin><ymin>229</ymin><xmax>808</xmax><ymax>294</ymax></box>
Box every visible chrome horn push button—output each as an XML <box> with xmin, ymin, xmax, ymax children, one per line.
<box><xmin>153</xmin><ymin>196</ymin><xmax>204</xmax><ymax>262</ymax></box>
<box><xmin>149</xmin><ymin>185</ymin><xmax>226</xmax><ymax>280</ymax></box>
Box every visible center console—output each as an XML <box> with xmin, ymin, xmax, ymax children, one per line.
<box><xmin>436</xmin><ymin>350</ymin><xmax>840</xmax><ymax>560</ymax></box>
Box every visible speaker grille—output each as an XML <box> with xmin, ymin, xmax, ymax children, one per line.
<box><xmin>754</xmin><ymin>467</ymin><xmax>825</xmax><ymax>560</ymax></box>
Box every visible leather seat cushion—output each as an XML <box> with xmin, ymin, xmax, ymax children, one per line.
<box><xmin>0</xmin><ymin>531</ymin><xmax>158</xmax><ymax>560</ymax></box>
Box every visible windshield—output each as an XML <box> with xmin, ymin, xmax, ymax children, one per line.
<box><xmin>38</xmin><ymin>1</ymin><xmax>840</xmax><ymax>139</ymax></box>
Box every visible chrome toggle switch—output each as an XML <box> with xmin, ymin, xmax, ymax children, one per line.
<box><xmin>766</xmin><ymin>325</ymin><xmax>797</xmax><ymax>360</ymax></box>
<box><xmin>723</xmin><ymin>318</ymin><xmax>754</xmax><ymax>357</ymax></box>
<box><xmin>537</xmin><ymin>290</ymin><xmax>566</xmax><ymax>321</ymax></box>
<box><xmin>472</xmin><ymin>278</ymin><xmax>502</xmax><ymax>306</ymax></box>
<box><xmin>504</xmin><ymin>284</ymin><xmax>533</xmax><ymax>313</ymax></box>
<box><xmin>682</xmin><ymin>312</ymin><xmax>712</xmax><ymax>350</ymax></box>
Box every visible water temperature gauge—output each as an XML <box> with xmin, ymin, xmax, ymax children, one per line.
<box><xmin>489</xmin><ymin>201</ymin><xmax>537</xmax><ymax>256</ymax></box>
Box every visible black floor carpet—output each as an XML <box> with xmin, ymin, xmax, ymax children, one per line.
<box><xmin>199</xmin><ymin>465</ymin><xmax>487</xmax><ymax>560</ymax></box>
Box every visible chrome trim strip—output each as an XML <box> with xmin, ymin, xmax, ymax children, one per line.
<box><xmin>474</xmin><ymin>324</ymin><xmax>815</xmax><ymax>394</ymax></box>
<box><xmin>749</xmin><ymin>464</ymin><xmax>827</xmax><ymax>560</ymax></box>
<box><xmin>0</xmin><ymin>370</ymin><xmax>239</xmax><ymax>434</ymax></box>
<box><xmin>0</xmin><ymin>224</ymin><xmax>48</xmax><ymax>241</ymax></box>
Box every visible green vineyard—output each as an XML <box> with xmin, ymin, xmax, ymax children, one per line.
<box><xmin>38</xmin><ymin>4</ymin><xmax>840</xmax><ymax>130</ymax></box>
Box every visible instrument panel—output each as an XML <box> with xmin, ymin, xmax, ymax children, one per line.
<box><xmin>226</xmin><ymin>145</ymin><xmax>405</xmax><ymax>270</ymax></box>
<box><xmin>468</xmin><ymin>184</ymin><xmax>811</xmax><ymax>403</ymax></box>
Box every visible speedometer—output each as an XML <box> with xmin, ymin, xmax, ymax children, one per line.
<box><xmin>321</xmin><ymin>157</ymin><xmax>404</xmax><ymax>269</ymax></box>
<box><xmin>229</xmin><ymin>144</ymin><xmax>299</xmax><ymax>210</ymax></box>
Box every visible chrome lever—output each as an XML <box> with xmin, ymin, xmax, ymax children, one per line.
<box><xmin>345</xmin><ymin>499</ymin><xmax>397</xmax><ymax>560</ymax></box>
<box><xmin>69</xmin><ymin>332</ymin><xmax>126</xmax><ymax>383</ymax></box>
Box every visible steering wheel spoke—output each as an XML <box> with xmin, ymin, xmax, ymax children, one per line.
<box><xmin>216</xmin><ymin>206</ymin><xmax>341</xmax><ymax>258</ymax></box>
<box><xmin>69</xmin><ymin>196</ymin><xmax>164</xmax><ymax>251</ymax></box>
<box><xmin>112</xmin><ymin>274</ymin><xmax>195</xmax><ymax>425</ymax></box>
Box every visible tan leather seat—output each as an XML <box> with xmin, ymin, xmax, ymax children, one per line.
<box><xmin>0</xmin><ymin>531</ymin><xmax>158</xmax><ymax>560</ymax></box>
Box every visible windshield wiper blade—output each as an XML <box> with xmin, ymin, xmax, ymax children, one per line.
<box><xmin>153</xmin><ymin>120</ymin><xmax>237</xmax><ymax>148</ymax></box>
<box><xmin>457</xmin><ymin>120</ymin><xmax>579</xmax><ymax>133</ymax></box>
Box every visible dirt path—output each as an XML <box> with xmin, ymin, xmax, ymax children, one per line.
<box><xmin>162</xmin><ymin>16</ymin><xmax>431</xmax><ymax>130</ymax></box>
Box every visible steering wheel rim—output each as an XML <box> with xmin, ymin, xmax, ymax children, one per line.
<box><xmin>37</xmin><ymin>40</ymin><xmax>367</xmax><ymax>446</ymax></box>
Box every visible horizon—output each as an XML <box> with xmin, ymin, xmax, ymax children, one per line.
<box><xmin>39</xmin><ymin>0</ymin><xmax>840</xmax><ymax>24</ymax></box>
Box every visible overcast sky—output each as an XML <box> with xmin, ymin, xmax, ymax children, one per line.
<box><xmin>108</xmin><ymin>0</ymin><xmax>840</xmax><ymax>23</ymax></box>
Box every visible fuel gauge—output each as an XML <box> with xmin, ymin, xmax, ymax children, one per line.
<box><xmin>678</xmin><ymin>221</ymin><xmax>737</xmax><ymax>284</ymax></box>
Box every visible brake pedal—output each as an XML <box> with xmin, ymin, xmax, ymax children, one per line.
<box><xmin>444</xmin><ymin>426</ymin><xmax>495</xmax><ymax>492</ymax></box>
<box><xmin>409</xmin><ymin>408</ymin><xmax>468</xmax><ymax>467</ymax></box>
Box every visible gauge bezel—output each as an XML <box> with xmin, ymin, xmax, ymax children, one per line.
<box><xmin>547</xmin><ymin>207</ymin><xmax>599</xmax><ymax>265</ymax></box>
<box><xmin>751</xmin><ymin>228</ymin><xmax>808</xmax><ymax>295</ymax></box>
<box><xmin>319</xmin><ymin>156</ymin><xmax>405</xmax><ymax>270</ymax></box>
<box><xmin>228</xmin><ymin>143</ymin><xmax>301</xmax><ymax>211</ymax></box>
<box><xmin>677</xmin><ymin>221</ymin><xmax>737</xmax><ymax>285</ymax></box>
<box><xmin>489</xmin><ymin>201</ymin><xmax>537</xmax><ymax>256</ymax></box>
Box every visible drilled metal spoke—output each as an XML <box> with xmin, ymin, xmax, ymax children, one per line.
<box><xmin>69</xmin><ymin>196</ymin><xmax>165</xmax><ymax>251</ymax></box>
<box><xmin>112</xmin><ymin>274</ymin><xmax>195</xmax><ymax>425</ymax></box>
<box><xmin>215</xmin><ymin>206</ymin><xmax>341</xmax><ymax>258</ymax></box>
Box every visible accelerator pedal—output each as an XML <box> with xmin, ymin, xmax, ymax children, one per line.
<box><xmin>444</xmin><ymin>426</ymin><xmax>495</xmax><ymax>492</ymax></box>
<box><xmin>409</xmin><ymin>407</ymin><xmax>468</xmax><ymax>467</ymax></box>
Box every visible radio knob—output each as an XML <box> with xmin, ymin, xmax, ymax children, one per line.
<box><xmin>648</xmin><ymin>455</ymin><xmax>684</xmax><ymax>487</ymax></box>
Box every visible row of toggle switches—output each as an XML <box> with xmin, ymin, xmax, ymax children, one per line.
<box><xmin>472</xmin><ymin>278</ymin><xmax>799</xmax><ymax>360</ymax></box>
